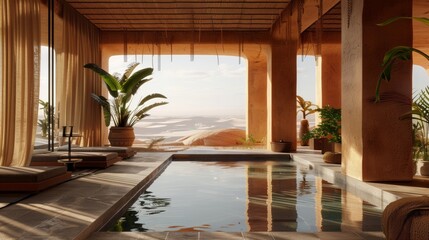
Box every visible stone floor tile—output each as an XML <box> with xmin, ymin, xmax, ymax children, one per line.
<box><xmin>243</xmin><ymin>232</ymin><xmax>274</xmax><ymax>240</ymax></box>
<box><xmin>354</xmin><ymin>231</ymin><xmax>385</xmax><ymax>240</ymax></box>
<box><xmin>166</xmin><ymin>231</ymin><xmax>199</xmax><ymax>240</ymax></box>
<box><xmin>89</xmin><ymin>232</ymin><xmax>168</xmax><ymax>240</ymax></box>
<box><xmin>271</xmin><ymin>232</ymin><xmax>319</xmax><ymax>240</ymax></box>
<box><xmin>315</xmin><ymin>232</ymin><xmax>363</xmax><ymax>240</ymax></box>
<box><xmin>199</xmin><ymin>232</ymin><xmax>244</xmax><ymax>240</ymax></box>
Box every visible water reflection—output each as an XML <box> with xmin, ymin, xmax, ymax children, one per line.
<box><xmin>110</xmin><ymin>161</ymin><xmax>382</xmax><ymax>232</ymax></box>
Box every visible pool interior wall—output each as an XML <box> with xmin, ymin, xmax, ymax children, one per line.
<box><xmin>106</xmin><ymin>154</ymin><xmax>383</xmax><ymax>233</ymax></box>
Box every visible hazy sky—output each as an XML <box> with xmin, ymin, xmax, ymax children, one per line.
<box><xmin>108</xmin><ymin>54</ymin><xmax>319</xmax><ymax>117</ymax></box>
<box><xmin>109</xmin><ymin>55</ymin><xmax>247</xmax><ymax>117</ymax></box>
<box><xmin>38</xmin><ymin>46</ymin><xmax>429</xmax><ymax>118</ymax></box>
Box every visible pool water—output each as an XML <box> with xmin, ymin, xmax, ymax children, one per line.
<box><xmin>110</xmin><ymin>160</ymin><xmax>382</xmax><ymax>232</ymax></box>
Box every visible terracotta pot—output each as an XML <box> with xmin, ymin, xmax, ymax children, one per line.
<box><xmin>299</xmin><ymin>119</ymin><xmax>310</xmax><ymax>146</ymax></box>
<box><xmin>108</xmin><ymin>127</ymin><xmax>135</xmax><ymax>147</ymax></box>
<box><xmin>420</xmin><ymin>161</ymin><xmax>429</xmax><ymax>176</ymax></box>
<box><xmin>271</xmin><ymin>141</ymin><xmax>292</xmax><ymax>153</ymax></box>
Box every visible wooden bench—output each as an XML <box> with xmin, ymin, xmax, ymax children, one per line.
<box><xmin>31</xmin><ymin>152</ymin><xmax>122</xmax><ymax>169</ymax></box>
<box><xmin>56</xmin><ymin>146</ymin><xmax>136</xmax><ymax>159</ymax></box>
<box><xmin>0</xmin><ymin>166</ymin><xmax>71</xmax><ymax>192</ymax></box>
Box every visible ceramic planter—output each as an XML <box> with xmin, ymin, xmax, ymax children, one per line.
<box><xmin>108</xmin><ymin>127</ymin><xmax>135</xmax><ymax>147</ymax></box>
<box><xmin>299</xmin><ymin>119</ymin><xmax>310</xmax><ymax>146</ymax></box>
<box><xmin>271</xmin><ymin>141</ymin><xmax>292</xmax><ymax>153</ymax></box>
<box><xmin>420</xmin><ymin>161</ymin><xmax>429</xmax><ymax>176</ymax></box>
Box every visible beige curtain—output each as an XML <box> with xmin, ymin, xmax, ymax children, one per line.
<box><xmin>0</xmin><ymin>0</ymin><xmax>41</xmax><ymax>166</ymax></box>
<box><xmin>57</xmin><ymin>2</ymin><xmax>102</xmax><ymax>146</ymax></box>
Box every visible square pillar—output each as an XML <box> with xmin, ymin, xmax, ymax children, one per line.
<box><xmin>247</xmin><ymin>56</ymin><xmax>267</xmax><ymax>143</ymax></box>
<box><xmin>320</xmin><ymin>32</ymin><xmax>342</xmax><ymax>109</ymax></box>
<box><xmin>342</xmin><ymin>0</ymin><xmax>413</xmax><ymax>181</ymax></box>
<box><xmin>267</xmin><ymin>42</ymin><xmax>298</xmax><ymax>151</ymax></box>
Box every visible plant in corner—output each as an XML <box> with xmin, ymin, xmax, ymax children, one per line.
<box><xmin>400</xmin><ymin>87</ymin><xmax>429</xmax><ymax>176</ymax></box>
<box><xmin>38</xmin><ymin>99</ymin><xmax>55</xmax><ymax>138</ymax></box>
<box><xmin>84</xmin><ymin>62</ymin><xmax>168</xmax><ymax>147</ymax></box>
<box><xmin>296</xmin><ymin>95</ymin><xmax>318</xmax><ymax>146</ymax></box>
<box><xmin>375</xmin><ymin>17</ymin><xmax>429</xmax><ymax>176</ymax></box>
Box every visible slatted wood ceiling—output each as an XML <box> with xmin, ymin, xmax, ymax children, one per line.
<box><xmin>64</xmin><ymin>0</ymin><xmax>292</xmax><ymax>31</ymax></box>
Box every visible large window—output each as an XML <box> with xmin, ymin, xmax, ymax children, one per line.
<box><xmin>35</xmin><ymin>46</ymin><xmax>56</xmax><ymax>149</ymax></box>
<box><xmin>108</xmin><ymin>55</ymin><xmax>246</xmax><ymax>142</ymax></box>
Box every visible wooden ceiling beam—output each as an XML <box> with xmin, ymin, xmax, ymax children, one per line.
<box><xmin>101</xmin><ymin>30</ymin><xmax>271</xmax><ymax>45</ymax></box>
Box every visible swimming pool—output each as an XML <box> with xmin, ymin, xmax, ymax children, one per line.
<box><xmin>109</xmin><ymin>160</ymin><xmax>382</xmax><ymax>232</ymax></box>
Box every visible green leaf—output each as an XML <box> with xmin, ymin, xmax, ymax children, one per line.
<box><xmin>91</xmin><ymin>93</ymin><xmax>111</xmax><ymax>126</ymax></box>
<box><xmin>120</xmin><ymin>62</ymin><xmax>140</xmax><ymax>83</ymax></box>
<box><xmin>137</xmin><ymin>93</ymin><xmax>167</xmax><ymax>106</ymax></box>
<box><xmin>375</xmin><ymin>17</ymin><xmax>429</xmax><ymax>102</ymax></box>
<box><xmin>130</xmin><ymin>102</ymin><xmax>168</xmax><ymax>126</ymax></box>
<box><xmin>122</xmin><ymin>68</ymin><xmax>153</xmax><ymax>94</ymax></box>
<box><xmin>84</xmin><ymin>63</ymin><xmax>121</xmax><ymax>98</ymax></box>
<box><xmin>375</xmin><ymin>46</ymin><xmax>429</xmax><ymax>102</ymax></box>
<box><xmin>85</xmin><ymin>63</ymin><xmax>167</xmax><ymax>127</ymax></box>
<box><xmin>131</xmin><ymin>79</ymin><xmax>151</xmax><ymax>95</ymax></box>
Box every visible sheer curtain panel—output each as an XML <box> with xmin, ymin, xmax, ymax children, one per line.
<box><xmin>0</xmin><ymin>0</ymin><xmax>41</xmax><ymax>166</ymax></box>
<box><xmin>57</xmin><ymin>2</ymin><xmax>102</xmax><ymax>146</ymax></box>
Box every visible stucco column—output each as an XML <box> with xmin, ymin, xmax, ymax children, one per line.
<box><xmin>342</xmin><ymin>0</ymin><xmax>413</xmax><ymax>181</ymax></box>
<box><xmin>319</xmin><ymin>33</ymin><xmax>342</xmax><ymax>109</ymax></box>
<box><xmin>267</xmin><ymin>42</ymin><xmax>298</xmax><ymax>151</ymax></box>
<box><xmin>247</xmin><ymin>56</ymin><xmax>267</xmax><ymax>143</ymax></box>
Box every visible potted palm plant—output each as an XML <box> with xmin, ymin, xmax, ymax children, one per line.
<box><xmin>84</xmin><ymin>63</ymin><xmax>168</xmax><ymax>146</ymax></box>
<box><xmin>296</xmin><ymin>95</ymin><xmax>317</xmax><ymax>146</ymax></box>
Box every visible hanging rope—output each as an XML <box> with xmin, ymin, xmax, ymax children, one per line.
<box><xmin>170</xmin><ymin>40</ymin><xmax>173</xmax><ymax>62</ymax></box>
<box><xmin>157</xmin><ymin>43</ymin><xmax>161</xmax><ymax>71</ymax></box>
<box><xmin>151</xmin><ymin>43</ymin><xmax>154</xmax><ymax>68</ymax></box>
<box><xmin>297</xmin><ymin>0</ymin><xmax>304</xmax><ymax>42</ymax></box>
<box><xmin>316</xmin><ymin>0</ymin><xmax>323</xmax><ymax>57</ymax></box>
<box><xmin>216</xmin><ymin>47</ymin><xmax>220</xmax><ymax>65</ymax></box>
<box><xmin>141</xmin><ymin>33</ymin><xmax>144</xmax><ymax>64</ymax></box>
<box><xmin>123</xmin><ymin>28</ymin><xmax>128</xmax><ymax>62</ymax></box>
<box><xmin>134</xmin><ymin>32</ymin><xmax>138</xmax><ymax>62</ymax></box>
<box><xmin>238</xmin><ymin>37</ymin><xmax>241</xmax><ymax>64</ymax></box>
<box><xmin>347</xmin><ymin>0</ymin><xmax>353</xmax><ymax>28</ymax></box>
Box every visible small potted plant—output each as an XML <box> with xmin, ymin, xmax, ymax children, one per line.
<box><xmin>305</xmin><ymin>105</ymin><xmax>341</xmax><ymax>163</ymax></box>
<box><xmin>84</xmin><ymin>62</ymin><xmax>168</xmax><ymax>146</ymax></box>
<box><xmin>296</xmin><ymin>96</ymin><xmax>318</xmax><ymax>146</ymax></box>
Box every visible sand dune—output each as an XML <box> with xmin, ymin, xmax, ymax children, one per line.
<box><xmin>134</xmin><ymin>115</ymin><xmax>245</xmax><ymax>142</ymax></box>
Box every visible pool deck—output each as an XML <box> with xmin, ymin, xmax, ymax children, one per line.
<box><xmin>0</xmin><ymin>148</ymin><xmax>427</xmax><ymax>239</ymax></box>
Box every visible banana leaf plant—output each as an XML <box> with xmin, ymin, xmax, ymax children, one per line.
<box><xmin>84</xmin><ymin>63</ymin><xmax>168</xmax><ymax>127</ymax></box>
<box><xmin>375</xmin><ymin>17</ymin><xmax>429</xmax><ymax>102</ymax></box>
<box><xmin>296</xmin><ymin>95</ymin><xmax>317</xmax><ymax>119</ymax></box>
